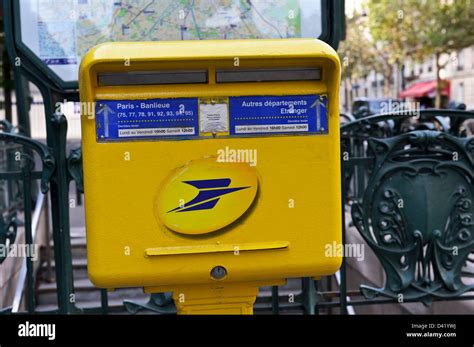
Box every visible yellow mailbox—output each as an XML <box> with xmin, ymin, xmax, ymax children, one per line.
<box><xmin>79</xmin><ymin>39</ymin><xmax>341</xmax><ymax>314</ymax></box>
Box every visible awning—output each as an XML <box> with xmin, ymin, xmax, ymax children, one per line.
<box><xmin>400</xmin><ymin>80</ymin><xmax>450</xmax><ymax>98</ymax></box>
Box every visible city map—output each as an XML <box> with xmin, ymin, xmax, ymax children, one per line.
<box><xmin>20</xmin><ymin>0</ymin><xmax>320</xmax><ymax>81</ymax></box>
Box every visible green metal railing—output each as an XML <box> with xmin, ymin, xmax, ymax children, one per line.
<box><xmin>333</xmin><ymin>110</ymin><xmax>474</xmax><ymax>312</ymax></box>
<box><xmin>0</xmin><ymin>126</ymin><xmax>55</xmax><ymax>313</ymax></box>
<box><xmin>1</xmin><ymin>109</ymin><xmax>473</xmax><ymax>315</ymax></box>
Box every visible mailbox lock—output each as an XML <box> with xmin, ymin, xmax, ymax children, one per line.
<box><xmin>210</xmin><ymin>266</ymin><xmax>227</xmax><ymax>280</ymax></box>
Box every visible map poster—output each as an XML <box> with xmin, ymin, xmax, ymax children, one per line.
<box><xmin>19</xmin><ymin>0</ymin><xmax>322</xmax><ymax>82</ymax></box>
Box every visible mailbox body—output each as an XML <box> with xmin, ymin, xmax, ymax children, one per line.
<box><xmin>79</xmin><ymin>39</ymin><xmax>342</xmax><ymax>289</ymax></box>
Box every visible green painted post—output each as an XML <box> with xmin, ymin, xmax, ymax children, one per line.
<box><xmin>340</xmin><ymin>151</ymin><xmax>348</xmax><ymax>314</ymax></box>
<box><xmin>22</xmin><ymin>157</ymin><xmax>35</xmax><ymax>313</ymax></box>
<box><xmin>1</xmin><ymin>48</ymin><xmax>13</xmax><ymax>124</ymax></box>
<box><xmin>13</xmin><ymin>71</ymin><xmax>32</xmax><ymax>137</ymax></box>
<box><xmin>100</xmin><ymin>289</ymin><xmax>109</xmax><ymax>315</ymax></box>
<box><xmin>42</xmin><ymin>90</ymin><xmax>78</xmax><ymax>314</ymax></box>
<box><xmin>271</xmin><ymin>286</ymin><xmax>279</xmax><ymax>314</ymax></box>
<box><xmin>301</xmin><ymin>277</ymin><xmax>317</xmax><ymax>315</ymax></box>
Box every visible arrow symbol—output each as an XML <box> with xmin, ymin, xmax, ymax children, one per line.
<box><xmin>96</xmin><ymin>103</ymin><xmax>115</xmax><ymax>138</ymax></box>
<box><xmin>310</xmin><ymin>97</ymin><xmax>326</xmax><ymax>131</ymax></box>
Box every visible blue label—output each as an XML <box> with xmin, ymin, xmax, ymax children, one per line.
<box><xmin>95</xmin><ymin>95</ymin><xmax>327</xmax><ymax>141</ymax></box>
<box><xmin>229</xmin><ymin>95</ymin><xmax>327</xmax><ymax>135</ymax></box>
<box><xmin>95</xmin><ymin>98</ymin><xmax>199</xmax><ymax>141</ymax></box>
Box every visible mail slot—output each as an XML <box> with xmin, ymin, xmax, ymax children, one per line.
<box><xmin>79</xmin><ymin>39</ymin><xmax>342</xmax><ymax>313</ymax></box>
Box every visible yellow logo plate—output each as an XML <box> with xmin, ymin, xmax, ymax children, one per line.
<box><xmin>156</xmin><ymin>158</ymin><xmax>258</xmax><ymax>235</ymax></box>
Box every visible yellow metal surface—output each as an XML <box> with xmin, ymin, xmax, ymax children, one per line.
<box><xmin>172</xmin><ymin>284</ymin><xmax>257</xmax><ymax>314</ymax></box>
<box><xmin>79</xmin><ymin>39</ymin><xmax>342</xmax><ymax>297</ymax></box>
<box><xmin>145</xmin><ymin>280</ymin><xmax>286</xmax><ymax>315</ymax></box>
<box><xmin>145</xmin><ymin>241</ymin><xmax>289</xmax><ymax>256</ymax></box>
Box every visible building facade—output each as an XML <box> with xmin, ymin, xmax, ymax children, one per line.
<box><xmin>341</xmin><ymin>46</ymin><xmax>474</xmax><ymax>113</ymax></box>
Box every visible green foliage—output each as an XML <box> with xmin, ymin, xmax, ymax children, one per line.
<box><xmin>368</xmin><ymin>0</ymin><xmax>474</xmax><ymax>61</ymax></box>
<box><xmin>339</xmin><ymin>12</ymin><xmax>388</xmax><ymax>81</ymax></box>
<box><xmin>368</xmin><ymin>0</ymin><xmax>420</xmax><ymax>62</ymax></box>
<box><xmin>338</xmin><ymin>13</ymin><xmax>371</xmax><ymax>80</ymax></box>
<box><xmin>338</xmin><ymin>10</ymin><xmax>394</xmax><ymax>97</ymax></box>
<box><xmin>348</xmin><ymin>0</ymin><xmax>474</xmax><ymax>105</ymax></box>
